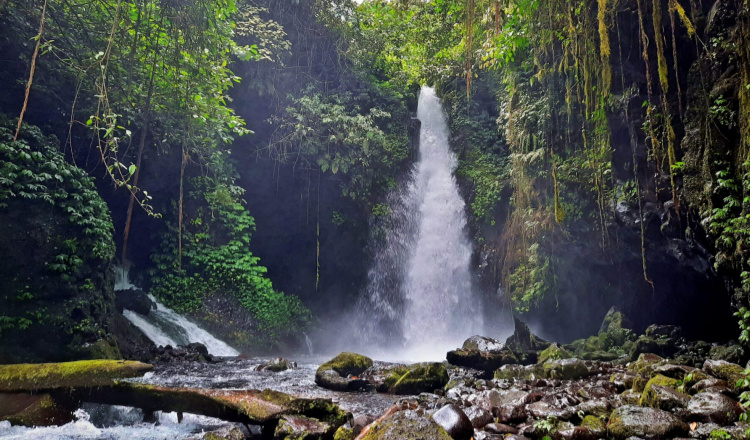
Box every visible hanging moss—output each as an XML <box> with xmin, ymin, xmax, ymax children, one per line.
<box><xmin>598</xmin><ymin>0</ymin><xmax>611</xmax><ymax>94</ymax></box>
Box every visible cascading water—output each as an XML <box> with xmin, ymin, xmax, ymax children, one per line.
<box><xmin>359</xmin><ymin>87</ymin><xmax>482</xmax><ymax>361</ymax></box>
<box><xmin>116</xmin><ymin>267</ymin><xmax>239</xmax><ymax>357</ymax></box>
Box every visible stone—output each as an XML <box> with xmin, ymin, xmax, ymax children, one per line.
<box><xmin>494</xmin><ymin>364</ymin><xmax>541</xmax><ymax>381</ymax></box>
<box><xmin>539</xmin><ymin>344</ymin><xmax>574</xmax><ymax>364</ymax></box>
<box><xmin>599</xmin><ymin>307</ymin><xmax>633</xmax><ymax>335</ymax></box>
<box><xmin>708</xmin><ymin>345</ymin><xmax>745</xmax><ymax>365</ymax></box>
<box><xmin>686</xmin><ymin>392</ymin><xmax>742</xmax><ymax>425</ymax></box>
<box><xmin>447</xmin><ymin>349</ymin><xmax>518</xmax><ymax>373</ymax></box>
<box><xmin>484</xmin><ymin>423</ymin><xmax>518</xmax><ymax>435</ymax></box>
<box><xmin>255</xmin><ymin>358</ymin><xmax>297</xmax><ymax>372</ymax></box>
<box><xmin>358</xmin><ymin>410</ymin><xmax>452</xmax><ymax>440</ymax></box>
<box><xmin>526</xmin><ymin>400</ymin><xmax>576</xmax><ymax>420</ymax></box>
<box><xmin>202</xmin><ymin>426</ymin><xmax>246</xmax><ymax>440</ymax></box>
<box><xmin>639</xmin><ymin>375</ymin><xmax>689</xmax><ymax>410</ymax></box>
<box><xmin>690</xmin><ymin>378</ymin><xmax>728</xmax><ymax>394</ymax></box>
<box><xmin>580</xmin><ymin>415</ymin><xmax>606</xmax><ymax>437</ymax></box>
<box><xmin>703</xmin><ymin>359</ymin><xmax>745</xmax><ymax>390</ymax></box>
<box><xmin>383</xmin><ymin>363</ymin><xmax>449</xmax><ymax>394</ymax></box>
<box><xmin>630</xmin><ymin>336</ymin><xmax>678</xmax><ymax>361</ymax></box>
<box><xmin>644</xmin><ymin>325</ymin><xmax>682</xmax><ymax>340</ymax></box>
<box><xmin>315</xmin><ymin>352</ymin><xmax>373</xmax><ymax>392</ymax></box>
<box><xmin>505</xmin><ymin>317</ymin><xmax>551</xmax><ymax>352</ymax></box>
<box><xmin>431</xmin><ymin>404</ymin><xmax>473</xmax><ymax>440</ymax></box>
<box><xmin>607</xmin><ymin>405</ymin><xmax>688</xmax><ymax>439</ymax></box>
<box><xmin>114</xmin><ymin>288</ymin><xmax>154</xmax><ymax>315</ymax></box>
<box><xmin>461</xmin><ymin>336</ymin><xmax>506</xmax><ymax>353</ymax></box>
<box><xmin>274</xmin><ymin>414</ymin><xmax>330</xmax><ymax>439</ymax></box>
<box><xmin>556</xmin><ymin>426</ymin><xmax>598</xmax><ymax>440</ymax></box>
<box><xmin>462</xmin><ymin>406</ymin><xmax>493</xmax><ymax>429</ymax></box>
<box><xmin>611</xmin><ymin>372</ymin><xmax>636</xmax><ymax>391</ymax></box>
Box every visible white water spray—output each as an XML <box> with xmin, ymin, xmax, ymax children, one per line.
<box><xmin>359</xmin><ymin>87</ymin><xmax>482</xmax><ymax>361</ymax></box>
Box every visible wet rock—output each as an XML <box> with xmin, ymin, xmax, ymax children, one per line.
<box><xmin>599</xmin><ymin>307</ymin><xmax>633</xmax><ymax>334</ymax></box>
<box><xmin>472</xmin><ymin>389</ymin><xmax>528</xmax><ymax>412</ymax></box>
<box><xmin>350</xmin><ymin>414</ymin><xmax>377</xmax><ymax>435</ymax></box>
<box><xmin>555</xmin><ymin>426</ymin><xmax>598</xmax><ymax>440</ymax></box>
<box><xmin>274</xmin><ymin>414</ymin><xmax>330</xmax><ymax>439</ymax></box>
<box><xmin>187</xmin><ymin>342</ymin><xmax>209</xmax><ymax>357</ymax></box>
<box><xmin>447</xmin><ymin>348</ymin><xmax>518</xmax><ymax>373</ymax></box>
<box><xmin>579</xmin><ymin>415</ymin><xmax>606</xmax><ymax>437</ymax></box>
<box><xmin>576</xmin><ymin>399</ymin><xmax>611</xmax><ymax>417</ymax></box>
<box><xmin>607</xmin><ymin>405</ymin><xmax>688</xmax><ymax>439</ymax></box>
<box><xmin>255</xmin><ymin>358</ymin><xmax>297</xmax><ymax>372</ymax></box>
<box><xmin>462</xmin><ymin>336</ymin><xmax>506</xmax><ymax>353</ymax></box>
<box><xmin>526</xmin><ymin>400</ymin><xmax>577</xmax><ymax>420</ymax></box>
<box><xmin>358</xmin><ymin>410</ymin><xmax>452</xmax><ymax>440</ymax></box>
<box><xmin>630</xmin><ymin>336</ymin><xmax>678</xmax><ymax>360</ymax></box>
<box><xmin>463</xmin><ymin>406</ymin><xmax>493</xmax><ymax>429</ymax></box>
<box><xmin>315</xmin><ymin>352</ymin><xmax>373</xmax><ymax>392</ymax></box>
<box><xmin>690</xmin><ymin>378</ymin><xmax>728</xmax><ymax>394</ymax></box>
<box><xmin>485</xmin><ymin>423</ymin><xmax>519</xmax><ymax>435</ymax></box>
<box><xmin>505</xmin><ymin>317</ymin><xmax>551</xmax><ymax>353</ymax></box>
<box><xmin>494</xmin><ymin>404</ymin><xmax>527</xmax><ymax>423</ymax></box>
<box><xmin>611</xmin><ymin>372</ymin><xmax>636</xmax><ymax>391</ymax></box>
<box><xmin>334</xmin><ymin>426</ymin><xmax>356</xmax><ymax>440</ymax></box>
<box><xmin>432</xmin><ymin>404</ymin><xmax>473</xmax><ymax>440</ymax></box>
<box><xmin>542</xmin><ymin>359</ymin><xmax>589</xmax><ymax>380</ymax></box>
<box><xmin>708</xmin><ymin>345</ymin><xmax>745</xmax><ymax>365</ymax></box>
<box><xmin>639</xmin><ymin>375</ymin><xmax>689</xmax><ymax>410</ymax></box>
<box><xmin>703</xmin><ymin>359</ymin><xmax>744</xmax><ymax>390</ymax></box>
<box><xmin>686</xmin><ymin>392</ymin><xmax>742</xmax><ymax>424</ymax></box>
<box><xmin>628</xmin><ymin>353</ymin><xmax>666</xmax><ymax>375</ymax></box>
<box><xmin>114</xmin><ymin>289</ymin><xmax>154</xmax><ymax>316</ymax></box>
<box><xmin>202</xmin><ymin>425</ymin><xmax>246</xmax><ymax>440</ymax></box>
<box><xmin>494</xmin><ymin>364</ymin><xmax>541</xmax><ymax>381</ymax></box>
<box><xmin>383</xmin><ymin>363</ymin><xmax>449</xmax><ymax>394</ymax></box>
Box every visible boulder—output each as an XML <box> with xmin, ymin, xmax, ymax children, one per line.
<box><xmin>686</xmin><ymin>392</ymin><xmax>742</xmax><ymax>425</ymax></box>
<box><xmin>494</xmin><ymin>364</ymin><xmax>541</xmax><ymax>381</ymax></box>
<box><xmin>431</xmin><ymin>404</ymin><xmax>473</xmax><ymax>440</ymax></box>
<box><xmin>114</xmin><ymin>289</ymin><xmax>154</xmax><ymax>315</ymax></box>
<box><xmin>505</xmin><ymin>317</ymin><xmax>551</xmax><ymax>352</ymax></box>
<box><xmin>462</xmin><ymin>405</ymin><xmax>493</xmax><ymax>429</ymax></box>
<box><xmin>447</xmin><ymin>348</ymin><xmax>518</xmax><ymax>373</ymax></box>
<box><xmin>315</xmin><ymin>353</ymin><xmax>373</xmax><ymax>392</ymax></box>
<box><xmin>639</xmin><ymin>374</ymin><xmax>689</xmax><ymax>410</ymax></box>
<box><xmin>539</xmin><ymin>344</ymin><xmax>573</xmax><ymax>364</ymax></box>
<box><xmin>580</xmin><ymin>415</ymin><xmax>606</xmax><ymax>437</ymax></box>
<box><xmin>607</xmin><ymin>405</ymin><xmax>688</xmax><ymax>439</ymax></box>
<box><xmin>274</xmin><ymin>414</ymin><xmax>331</xmax><ymax>439</ymax></box>
<box><xmin>703</xmin><ymin>359</ymin><xmax>745</xmax><ymax>391</ymax></box>
<box><xmin>357</xmin><ymin>410</ymin><xmax>452</xmax><ymax>440</ymax></box>
<box><xmin>461</xmin><ymin>336</ymin><xmax>506</xmax><ymax>353</ymax></box>
<box><xmin>0</xmin><ymin>360</ymin><xmax>153</xmax><ymax>392</ymax></box>
<box><xmin>382</xmin><ymin>363</ymin><xmax>449</xmax><ymax>394</ymax></box>
<box><xmin>256</xmin><ymin>358</ymin><xmax>297</xmax><ymax>372</ymax></box>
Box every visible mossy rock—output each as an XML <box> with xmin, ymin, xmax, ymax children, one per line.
<box><xmin>317</xmin><ymin>353</ymin><xmax>373</xmax><ymax>377</ymax></box>
<box><xmin>539</xmin><ymin>343</ymin><xmax>573</xmax><ymax>364</ymax></box>
<box><xmin>333</xmin><ymin>426</ymin><xmax>355</xmax><ymax>440</ymax></box>
<box><xmin>494</xmin><ymin>364</ymin><xmax>542</xmax><ymax>381</ymax></box>
<box><xmin>0</xmin><ymin>360</ymin><xmax>153</xmax><ymax>392</ymax></box>
<box><xmin>384</xmin><ymin>363</ymin><xmax>449</xmax><ymax>395</ymax></box>
<box><xmin>639</xmin><ymin>375</ymin><xmax>689</xmax><ymax>410</ymax></box>
<box><xmin>703</xmin><ymin>359</ymin><xmax>745</xmax><ymax>391</ymax></box>
<box><xmin>580</xmin><ymin>415</ymin><xmax>606</xmax><ymax>435</ymax></box>
<box><xmin>273</xmin><ymin>414</ymin><xmax>331</xmax><ymax>439</ymax></box>
<box><xmin>627</xmin><ymin>353</ymin><xmax>665</xmax><ymax>376</ymax></box>
<box><xmin>632</xmin><ymin>376</ymin><xmax>648</xmax><ymax>393</ymax></box>
<box><xmin>360</xmin><ymin>411</ymin><xmax>452</xmax><ymax>440</ymax></box>
<box><xmin>446</xmin><ymin>348</ymin><xmax>518</xmax><ymax>371</ymax></box>
<box><xmin>607</xmin><ymin>405</ymin><xmax>688</xmax><ymax>439</ymax></box>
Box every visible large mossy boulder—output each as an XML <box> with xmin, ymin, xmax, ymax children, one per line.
<box><xmin>446</xmin><ymin>347</ymin><xmax>518</xmax><ymax>372</ymax></box>
<box><xmin>382</xmin><ymin>362</ymin><xmax>449</xmax><ymax>394</ymax></box>
<box><xmin>541</xmin><ymin>358</ymin><xmax>589</xmax><ymax>380</ymax></box>
<box><xmin>538</xmin><ymin>344</ymin><xmax>573</xmax><ymax>364</ymax></box>
<box><xmin>0</xmin><ymin>123</ymin><xmax>118</xmax><ymax>363</ymax></box>
<box><xmin>639</xmin><ymin>375</ymin><xmax>690</xmax><ymax>411</ymax></box>
<box><xmin>607</xmin><ymin>405</ymin><xmax>688</xmax><ymax>439</ymax></box>
<box><xmin>0</xmin><ymin>360</ymin><xmax>153</xmax><ymax>392</ymax></box>
<box><xmin>315</xmin><ymin>352</ymin><xmax>373</xmax><ymax>392</ymax></box>
<box><xmin>505</xmin><ymin>317</ymin><xmax>551</xmax><ymax>352</ymax></box>
<box><xmin>703</xmin><ymin>359</ymin><xmax>745</xmax><ymax>391</ymax></box>
<box><xmin>359</xmin><ymin>410</ymin><xmax>452</xmax><ymax>440</ymax></box>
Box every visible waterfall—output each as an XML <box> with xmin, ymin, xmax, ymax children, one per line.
<box><xmin>116</xmin><ymin>266</ymin><xmax>239</xmax><ymax>357</ymax></box>
<box><xmin>359</xmin><ymin>87</ymin><xmax>482</xmax><ymax>361</ymax></box>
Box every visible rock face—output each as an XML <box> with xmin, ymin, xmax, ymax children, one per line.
<box><xmin>315</xmin><ymin>352</ymin><xmax>373</xmax><ymax>392</ymax></box>
<box><xmin>607</xmin><ymin>405</ymin><xmax>688</xmax><ymax>439</ymax></box>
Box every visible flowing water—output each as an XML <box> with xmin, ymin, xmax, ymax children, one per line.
<box><xmin>358</xmin><ymin>87</ymin><xmax>482</xmax><ymax>361</ymax></box>
<box><xmin>115</xmin><ymin>266</ymin><xmax>239</xmax><ymax>357</ymax></box>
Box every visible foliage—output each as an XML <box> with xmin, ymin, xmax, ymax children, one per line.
<box><xmin>150</xmin><ymin>159</ymin><xmax>311</xmax><ymax>347</ymax></box>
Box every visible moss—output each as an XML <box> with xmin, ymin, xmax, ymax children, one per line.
<box><xmin>627</xmin><ymin>353</ymin><xmax>664</xmax><ymax>375</ymax></box>
<box><xmin>0</xmin><ymin>360</ymin><xmax>153</xmax><ymax>392</ymax></box>
<box><xmin>317</xmin><ymin>352</ymin><xmax>373</xmax><ymax>378</ymax></box>
<box><xmin>581</xmin><ymin>415</ymin><xmax>606</xmax><ymax>433</ymax></box>
<box><xmin>384</xmin><ymin>363</ymin><xmax>449</xmax><ymax>394</ymax></box>
<box><xmin>539</xmin><ymin>343</ymin><xmax>573</xmax><ymax>364</ymax></box>
<box><xmin>360</xmin><ymin>411</ymin><xmax>452</xmax><ymax>440</ymax></box>
<box><xmin>632</xmin><ymin>376</ymin><xmax>648</xmax><ymax>393</ymax></box>
<box><xmin>639</xmin><ymin>374</ymin><xmax>680</xmax><ymax>407</ymax></box>
<box><xmin>542</xmin><ymin>359</ymin><xmax>588</xmax><ymax>380</ymax></box>
<box><xmin>333</xmin><ymin>426</ymin><xmax>355</xmax><ymax>440</ymax></box>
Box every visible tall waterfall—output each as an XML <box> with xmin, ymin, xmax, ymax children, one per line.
<box><xmin>359</xmin><ymin>87</ymin><xmax>481</xmax><ymax>361</ymax></box>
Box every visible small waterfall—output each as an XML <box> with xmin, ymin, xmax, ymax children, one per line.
<box><xmin>116</xmin><ymin>266</ymin><xmax>239</xmax><ymax>357</ymax></box>
<box><xmin>359</xmin><ymin>87</ymin><xmax>482</xmax><ymax>360</ymax></box>
<box><xmin>304</xmin><ymin>333</ymin><xmax>314</xmax><ymax>355</ymax></box>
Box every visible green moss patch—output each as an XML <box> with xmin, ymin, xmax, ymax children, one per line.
<box><xmin>317</xmin><ymin>352</ymin><xmax>373</xmax><ymax>377</ymax></box>
<box><xmin>0</xmin><ymin>360</ymin><xmax>153</xmax><ymax>392</ymax></box>
<box><xmin>383</xmin><ymin>363</ymin><xmax>449</xmax><ymax>394</ymax></box>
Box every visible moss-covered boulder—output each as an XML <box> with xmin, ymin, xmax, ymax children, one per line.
<box><xmin>315</xmin><ymin>352</ymin><xmax>373</xmax><ymax>392</ymax></box>
<box><xmin>359</xmin><ymin>411</ymin><xmax>452</xmax><ymax>440</ymax></box>
<box><xmin>538</xmin><ymin>344</ymin><xmax>573</xmax><ymax>364</ymax></box>
<box><xmin>333</xmin><ymin>426</ymin><xmax>355</xmax><ymax>440</ymax></box>
<box><xmin>607</xmin><ymin>405</ymin><xmax>688</xmax><ymax>439</ymax></box>
<box><xmin>627</xmin><ymin>353</ymin><xmax>665</xmax><ymax>376</ymax></box>
<box><xmin>639</xmin><ymin>375</ymin><xmax>690</xmax><ymax>410</ymax></box>
<box><xmin>0</xmin><ymin>360</ymin><xmax>153</xmax><ymax>392</ymax></box>
<box><xmin>599</xmin><ymin>306</ymin><xmax>633</xmax><ymax>334</ymax></box>
<box><xmin>494</xmin><ymin>364</ymin><xmax>542</xmax><ymax>381</ymax></box>
<box><xmin>273</xmin><ymin>414</ymin><xmax>331</xmax><ymax>439</ymax></box>
<box><xmin>256</xmin><ymin>358</ymin><xmax>297</xmax><ymax>373</ymax></box>
<box><xmin>580</xmin><ymin>415</ymin><xmax>606</xmax><ymax>437</ymax></box>
<box><xmin>703</xmin><ymin>359</ymin><xmax>745</xmax><ymax>391</ymax></box>
<box><xmin>0</xmin><ymin>123</ymin><xmax>118</xmax><ymax>363</ymax></box>
<box><xmin>383</xmin><ymin>362</ymin><xmax>449</xmax><ymax>394</ymax></box>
